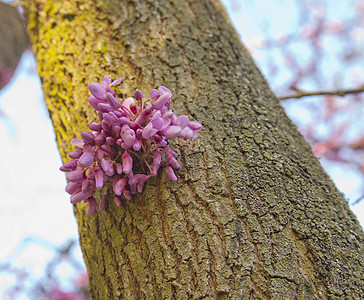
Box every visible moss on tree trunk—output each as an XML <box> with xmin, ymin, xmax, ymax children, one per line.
<box><xmin>24</xmin><ymin>0</ymin><xmax>363</xmax><ymax>298</ymax></box>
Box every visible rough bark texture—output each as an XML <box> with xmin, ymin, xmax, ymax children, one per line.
<box><xmin>24</xmin><ymin>0</ymin><xmax>363</xmax><ymax>299</ymax></box>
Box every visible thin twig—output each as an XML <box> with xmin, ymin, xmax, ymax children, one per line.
<box><xmin>278</xmin><ymin>86</ymin><xmax>364</xmax><ymax>100</ymax></box>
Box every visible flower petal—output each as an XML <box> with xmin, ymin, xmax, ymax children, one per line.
<box><xmin>142</xmin><ymin>122</ymin><xmax>158</xmax><ymax>139</ymax></box>
<box><xmin>66</xmin><ymin>170</ymin><xmax>83</xmax><ymax>182</ymax></box>
<box><xmin>99</xmin><ymin>196</ymin><xmax>107</xmax><ymax>211</ymax></box>
<box><xmin>78</xmin><ymin>152</ymin><xmax>94</xmax><ymax>168</ymax></box>
<box><xmin>188</xmin><ymin>121</ymin><xmax>202</xmax><ymax>131</ymax></box>
<box><xmin>179</xmin><ymin>127</ymin><xmax>194</xmax><ymax>139</ymax></box>
<box><xmin>123</xmin><ymin>187</ymin><xmax>132</xmax><ymax>200</ymax></box>
<box><xmin>94</xmin><ymin>167</ymin><xmax>104</xmax><ymax>189</ymax></box>
<box><xmin>123</xmin><ymin>128</ymin><xmax>136</xmax><ymax>149</ymax></box>
<box><xmin>175</xmin><ymin>115</ymin><xmax>189</xmax><ymax>128</ymax></box>
<box><xmin>106</xmin><ymin>92</ymin><xmax>121</xmax><ymax>109</ymax></box>
<box><xmin>71</xmin><ymin>138</ymin><xmax>84</xmax><ymax>148</ymax></box>
<box><xmin>88</xmin><ymin>96</ymin><xmax>105</xmax><ymax>111</ymax></box>
<box><xmin>161</xmin><ymin>125</ymin><xmax>182</xmax><ymax>138</ymax></box>
<box><xmin>153</xmin><ymin>92</ymin><xmax>170</xmax><ymax>110</ymax></box>
<box><xmin>134</xmin><ymin>89</ymin><xmax>143</xmax><ymax>101</ymax></box>
<box><xmin>165</xmin><ymin>166</ymin><xmax>177</xmax><ymax>181</ymax></box>
<box><xmin>122</xmin><ymin>151</ymin><xmax>133</xmax><ymax>174</ymax></box>
<box><xmin>60</xmin><ymin>160</ymin><xmax>77</xmax><ymax>172</ymax></box>
<box><xmin>113</xmin><ymin>177</ymin><xmax>127</xmax><ymax>196</ymax></box>
<box><xmin>89</xmin><ymin>82</ymin><xmax>106</xmax><ymax>100</ymax></box>
<box><xmin>114</xmin><ymin>196</ymin><xmax>122</xmax><ymax>206</ymax></box>
<box><xmin>87</xmin><ymin>196</ymin><xmax>97</xmax><ymax>215</ymax></box>
<box><xmin>65</xmin><ymin>181</ymin><xmax>81</xmax><ymax>195</ymax></box>
<box><xmin>70</xmin><ymin>190</ymin><xmax>92</xmax><ymax>204</ymax></box>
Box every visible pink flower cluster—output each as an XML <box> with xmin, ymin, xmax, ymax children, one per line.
<box><xmin>60</xmin><ymin>76</ymin><xmax>202</xmax><ymax>215</ymax></box>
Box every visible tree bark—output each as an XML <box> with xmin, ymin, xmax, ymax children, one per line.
<box><xmin>24</xmin><ymin>0</ymin><xmax>363</xmax><ymax>299</ymax></box>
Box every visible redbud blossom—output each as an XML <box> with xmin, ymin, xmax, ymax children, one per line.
<box><xmin>60</xmin><ymin>75</ymin><xmax>202</xmax><ymax>215</ymax></box>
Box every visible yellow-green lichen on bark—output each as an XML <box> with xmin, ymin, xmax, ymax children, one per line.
<box><xmin>24</xmin><ymin>0</ymin><xmax>363</xmax><ymax>299</ymax></box>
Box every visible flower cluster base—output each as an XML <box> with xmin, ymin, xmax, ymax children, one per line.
<box><xmin>60</xmin><ymin>76</ymin><xmax>202</xmax><ymax>215</ymax></box>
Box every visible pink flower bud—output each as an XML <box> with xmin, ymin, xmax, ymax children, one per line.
<box><xmin>106</xmin><ymin>92</ymin><xmax>121</xmax><ymax>109</ymax></box>
<box><xmin>165</xmin><ymin>146</ymin><xmax>178</xmax><ymax>158</ymax></box>
<box><xmin>101</xmin><ymin>144</ymin><xmax>111</xmax><ymax>154</ymax></box>
<box><xmin>99</xmin><ymin>196</ymin><xmax>107</xmax><ymax>211</ymax></box>
<box><xmin>123</xmin><ymin>187</ymin><xmax>132</xmax><ymax>200</ymax></box>
<box><xmin>94</xmin><ymin>136</ymin><xmax>105</xmax><ymax>146</ymax></box>
<box><xmin>113</xmin><ymin>125</ymin><xmax>121</xmax><ymax>138</ymax></box>
<box><xmin>134</xmin><ymin>108</ymin><xmax>151</xmax><ymax>124</ymax></box>
<box><xmin>159</xmin><ymin>139</ymin><xmax>168</xmax><ymax>146</ymax></box>
<box><xmin>95</xmin><ymin>149</ymin><xmax>108</xmax><ymax>160</ymax></box>
<box><xmin>66</xmin><ymin>170</ymin><xmax>83</xmax><ymax>182</ymax></box>
<box><xmin>82</xmin><ymin>180</ymin><xmax>90</xmax><ymax>191</ymax></box>
<box><xmin>149</xmin><ymin>88</ymin><xmax>159</xmax><ymax>98</ymax></box>
<box><xmin>135</xmin><ymin>174</ymin><xmax>150</xmax><ymax>193</ymax></box>
<box><xmin>113</xmin><ymin>177</ymin><xmax>127</xmax><ymax>196</ymax></box>
<box><xmin>68</xmin><ymin>148</ymin><xmax>83</xmax><ymax>159</ymax></box>
<box><xmin>179</xmin><ymin>127</ymin><xmax>194</xmax><ymax>139</ymax></box>
<box><xmin>101</xmin><ymin>158</ymin><xmax>114</xmax><ymax>176</ymax></box>
<box><xmin>188</xmin><ymin>121</ymin><xmax>202</xmax><ymax>131</ymax></box>
<box><xmin>102</xmin><ymin>113</ymin><xmax>115</xmax><ymax>125</ymax></box>
<box><xmin>166</xmin><ymin>153</ymin><xmax>180</xmax><ymax>170</ymax></box>
<box><xmin>71</xmin><ymin>190</ymin><xmax>92</xmax><ymax>204</ymax></box>
<box><xmin>71</xmin><ymin>138</ymin><xmax>84</xmax><ymax>148</ymax></box>
<box><xmin>133</xmin><ymin>139</ymin><xmax>142</xmax><ymax>151</ymax></box>
<box><xmin>101</xmin><ymin>120</ymin><xmax>111</xmax><ymax>131</ymax></box>
<box><xmin>83</xmin><ymin>144</ymin><xmax>95</xmax><ymax>155</ymax></box>
<box><xmin>106</xmin><ymin>137</ymin><xmax>115</xmax><ymax>145</ymax></box>
<box><xmin>142</xmin><ymin>122</ymin><xmax>158</xmax><ymax>139</ymax></box>
<box><xmin>161</xmin><ymin>126</ymin><xmax>182</xmax><ymax>138</ymax></box>
<box><xmin>151</xmin><ymin>118</ymin><xmax>163</xmax><ymax>130</ymax></box>
<box><xmin>134</xmin><ymin>89</ymin><xmax>143</xmax><ymax>101</ymax></box>
<box><xmin>100</xmin><ymin>129</ymin><xmax>108</xmax><ymax>137</ymax></box>
<box><xmin>153</xmin><ymin>92</ymin><xmax>170</xmax><ymax>110</ymax></box>
<box><xmin>87</xmin><ymin>196</ymin><xmax>97</xmax><ymax>215</ymax></box>
<box><xmin>89</xmin><ymin>82</ymin><xmax>106</xmax><ymax>100</ymax></box>
<box><xmin>88</xmin><ymin>96</ymin><xmax>103</xmax><ymax>111</ymax></box>
<box><xmin>165</xmin><ymin>166</ymin><xmax>177</xmax><ymax>181</ymax></box>
<box><xmin>78</xmin><ymin>152</ymin><xmax>94</xmax><ymax>168</ymax></box>
<box><xmin>81</xmin><ymin>132</ymin><xmax>95</xmax><ymax>145</ymax></box>
<box><xmin>115</xmin><ymin>163</ymin><xmax>123</xmax><ymax>174</ymax></box>
<box><xmin>98</xmin><ymin>103</ymin><xmax>113</xmax><ymax>113</ymax></box>
<box><xmin>128</xmin><ymin>121</ymin><xmax>141</xmax><ymax>131</ymax></box>
<box><xmin>118</xmin><ymin>117</ymin><xmax>130</xmax><ymax>125</ymax></box>
<box><xmin>89</xmin><ymin>122</ymin><xmax>101</xmax><ymax>131</ymax></box>
<box><xmin>94</xmin><ymin>167</ymin><xmax>104</xmax><ymax>189</ymax></box>
<box><xmin>108</xmin><ymin>76</ymin><xmax>122</xmax><ymax>87</ymax></box>
<box><xmin>122</xmin><ymin>151</ymin><xmax>133</xmax><ymax>174</ymax></box>
<box><xmin>114</xmin><ymin>196</ymin><xmax>122</xmax><ymax>206</ymax></box>
<box><xmin>113</xmin><ymin>110</ymin><xmax>123</xmax><ymax>118</ymax></box>
<box><xmin>160</xmin><ymin>117</ymin><xmax>171</xmax><ymax>131</ymax></box>
<box><xmin>65</xmin><ymin>182</ymin><xmax>81</xmax><ymax>195</ymax></box>
<box><xmin>60</xmin><ymin>160</ymin><xmax>77</xmax><ymax>172</ymax></box>
<box><xmin>128</xmin><ymin>173</ymin><xmax>137</xmax><ymax>194</ymax></box>
<box><xmin>123</xmin><ymin>128</ymin><xmax>136</xmax><ymax>149</ymax></box>
<box><xmin>175</xmin><ymin>115</ymin><xmax>189</xmax><ymax>128</ymax></box>
<box><xmin>162</xmin><ymin>110</ymin><xmax>174</xmax><ymax>119</ymax></box>
<box><xmin>153</xmin><ymin>150</ymin><xmax>162</xmax><ymax>165</ymax></box>
<box><xmin>151</xmin><ymin>150</ymin><xmax>162</xmax><ymax>176</ymax></box>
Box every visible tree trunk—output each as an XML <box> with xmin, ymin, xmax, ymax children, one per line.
<box><xmin>24</xmin><ymin>0</ymin><xmax>363</xmax><ymax>299</ymax></box>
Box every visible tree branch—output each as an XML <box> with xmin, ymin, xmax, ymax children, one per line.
<box><xmin>278</xmin><ymin>86</ymin><xmax>364</xmax><ymax>100</ymax></box>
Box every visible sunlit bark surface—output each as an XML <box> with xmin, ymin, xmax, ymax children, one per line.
<box><xmin>25</xmin><ymin>0</ymin><xmax>363</xmax><ymax>298</ymax></box>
